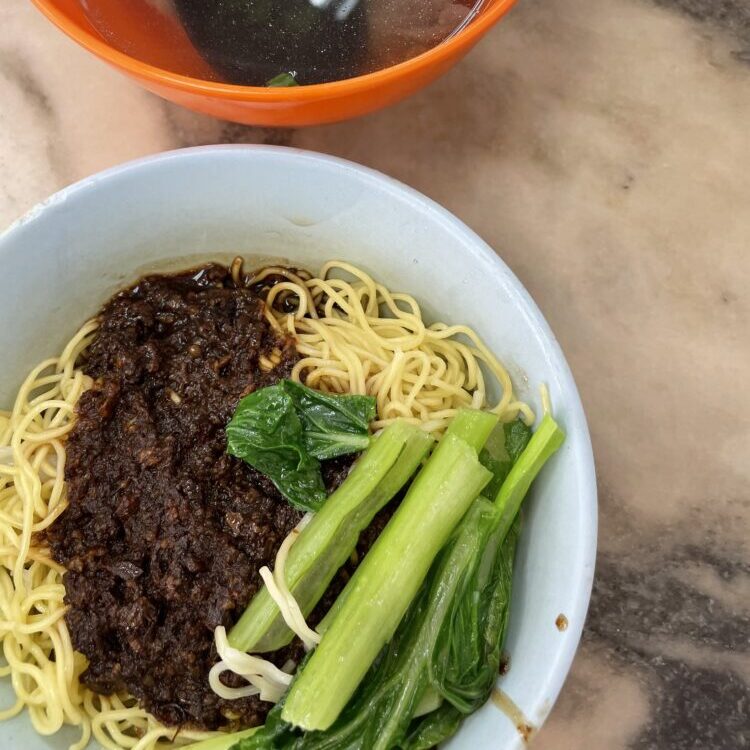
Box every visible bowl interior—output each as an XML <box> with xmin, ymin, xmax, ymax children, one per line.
<box><xmin>0</xmin><ymin>146</ymin><xmax>596</xmax><ymax>749</ymax></box>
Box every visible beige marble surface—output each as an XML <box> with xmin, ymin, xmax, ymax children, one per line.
<box><xmin>1</xmin><ymin>0</ymin><xmax>748</xmax><ymax>747</ymax></box>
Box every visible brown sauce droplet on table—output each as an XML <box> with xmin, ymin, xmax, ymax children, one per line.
<box><xmin>556</xmin><ymin>613</ymin><xmax>569</xmax><ymax>631</ymax></box>
<box><xmin>491</xmin><ymin>688</ymin><xmax>535</xmax><ymax>743</ymax></box>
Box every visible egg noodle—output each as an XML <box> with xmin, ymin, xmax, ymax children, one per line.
<box><xmin>0</xmin><ymin>259</ymin><xmax>532</xmax><ymax>749</ymax></box>
<box><xmin>245</xmin><ymin>260</ymin><xmax>534</xmax><ymax>436</ymax></box>
<box><xmin>208</xmin><ymin>514</ymin><xmax>315</xmax><ymax>705</ymax></box>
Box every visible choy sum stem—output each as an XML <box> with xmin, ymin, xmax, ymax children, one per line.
<box><xmin>187</xmin><ymin>727</ymin><xmax>258</xmax><ymax>750</ymax></box>
<box><xmin>493</xmin><ymin>413</ymin><xmax>565</xmax><ymax>536</ymax></box>
<box><xmin>228</xmin><ymin>421</ymin><xmax>433</xmax><ymax>653</ymax></box>
<box><xmin>222</xmin><ymin>411</ymin><xmax>565</xmax><ymax>750</ymax></box>
<box><xmin>281</xmin><ymin>421</ymin><xmax>493</xmax><ymax>731</ymax></box>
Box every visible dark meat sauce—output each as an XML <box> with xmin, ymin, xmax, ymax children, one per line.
<box><xmin>46</xmin><ymin>263</ymin><xmax>361</xmax><ymax>731</ymax></box>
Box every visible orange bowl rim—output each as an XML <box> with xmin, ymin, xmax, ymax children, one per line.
<box><xmin>32</xmin><ymin>0</ymin><xmax>519</xmax><ymax>100</ymax></box>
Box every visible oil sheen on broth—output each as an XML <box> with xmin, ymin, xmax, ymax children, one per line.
<box><xmin>80</xmin><ymin>0</ymin><xmax>485</xmax><ymax>85</ymax></box>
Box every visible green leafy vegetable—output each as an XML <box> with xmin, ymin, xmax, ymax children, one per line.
<box><xmin>223</xmin><ymin>412</ymin><xmax>565</xmax><ymax>750</ymax></box>
<box><xmin>228</xmin><ymin>421</ymin><xmax>433</xmax><ymax>653</ymax></box>
<box><xmin>226</xmin><ymin>381</ymin><xmax>376</xmax><ymax>512</ymax></box>
<box><xmin>429</xmin><ymin>515</ymin><xmax>520</xmax><ymax>714</ymax></box>
<box><xmin>504</xmin><ymin>418</ymin><xmax>535</xmax><ymax>463</ymax></box>
<box><xmin>493</xmin><ymin>413</ymin><xmax>564</xmax><ymax>540</ymax></box>
<box><xmin>479</xmin><ymin>418</ymin><xmax>532</xmax><ymax>500</ymax></box>
<box><xmin>282</xmin><ymin>424</ymin><xmax>493</xmax><ymax>731</ymax></box>
<box><xmin>283</xmin><ymin>380</ymin><xmax>376</xmax><ymax>461</ymax></box>
<box><xmin>401</xmin><ymin>703</ymin><xmax>463</xmax><ymax>750</ymax></box>
<box><xmin>267</xmin><ymin>72</ymin><xmax>299</xmax><ymax>87</ymax></box>
<box><xmin>227</xmin><ymin>384</ymin><xmax>326</xmax><ymax>512</ymax></box>
<box><xmin>228</xmin><ymin>498</ymin><xmax>506</xmax><ymax>750</ymax></box>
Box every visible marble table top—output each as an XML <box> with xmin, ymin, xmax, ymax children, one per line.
<box><xmin>1</xmin><ymin>0</ymin><xmax>748</xmax><ymax>748</ymax></box>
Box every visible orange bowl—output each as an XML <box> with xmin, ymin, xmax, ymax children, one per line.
<box><xmin>32</xmin><ymin>0</ymin><xmax>519</xmax><ymax>127</ymax></box>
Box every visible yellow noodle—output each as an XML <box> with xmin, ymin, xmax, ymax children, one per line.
<box><xmin>256</xmin><ymin>260</ymin><xmax>534</xmax><ymax>435</ymax></box>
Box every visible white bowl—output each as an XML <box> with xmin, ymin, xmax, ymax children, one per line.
<box><xmin>0</xmin><ymin>146</ymin><xmax>596</xmax><ymax>749</ymax></box>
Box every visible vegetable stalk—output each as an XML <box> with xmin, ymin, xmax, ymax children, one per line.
<box><xmin>441</xmin><ymin>408</ymin><xmax>498</xmax><ymax>453</ymax></box>
<box><xmin>187</xmin><ymin>727</ymin><xmax>258</xmax><ymax>750</ymax></box>
<box><xmin>228</xmin><ymin>420</ymin><xmax>434</xmax><ymax>653</ymax></box>
<box><xmin>228</xmin><ymin>497</ymin><xmax>507</xmax><ymax>750</ymax></box>
<box><xmin>493</xmin><ymin>413</ymin><xmax>565</xmax><ymax>537</ymax></box>
<box><xmin>224</xmin><ymin>411</ymin><xmax>564</xmax><ymax>750</ymax></box>
<box><xmin>281</xmin><ymin>427</ymin><xmax>493</xmax><ymax>731</ymax></box>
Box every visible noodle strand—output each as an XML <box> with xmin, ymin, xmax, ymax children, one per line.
<box><xmin>251</xmin><ymin>261</ymin><xmax>534</xmax><ymax>435</ymax></box>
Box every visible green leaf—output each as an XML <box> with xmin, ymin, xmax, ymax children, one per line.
<box><xmin>282</xmin><ymin>381</ymin><xmax>376</xmax><ymax>461</ymax></box>
<box><xmin>479</xmin><ymin>418</ymin><xmax>532</xmax><ymax>500</ymax></box>
<box><xmin>504</xmin><ymin>418</ymin><xmax>533</xmax><ymax>463</ymax></box>
<box><xmin>226</xmin><ymin>385</ymin><xmax>326</xmax><ymax>512</ymax></box>
<box><xmin>401</xmin><ymin>703</ymin><xmax>463</xmax><ymax>749</ymax></box>
<box><xmin>267</xmin><ymin>72</ymin><xmax>299</xmax><ymax>87</ymax></box>
<box><xmin>226</xmin><ymin>381</ymin><xmax>376</xmax><ymax>512</ymax></box>
<box><xmin>229</xmin><ymin>700</ymin><xmax>295</xmax><ymax>750</ymax></box>
<box><xmin>226</xmin><ymin>506</ymin><xmax>517</xmax><ymax>750</ymax></box>
<box><xmin>429</xmin><ymin>516</ymin><xmax>520</xmax><ymax>714</ymax></box>
<box><xmin>231</xmin><ymin>499</ymin><xmax>499</xmax><ymax>750</ymax></box>
<box><xmin>429</xmin><ymin>416</ymin><xmax>564</xmax><ymax>713</ymax></box>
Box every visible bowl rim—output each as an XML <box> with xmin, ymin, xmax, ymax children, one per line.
<box><xmin>31</xmin><ymin>0</ymin><xmax>519</xmax><ymax>100</ymax></box>
<box><xmin>0</xmin><ymin>144</ymin><xmax>597</xmax><ymax>745</ymax></box>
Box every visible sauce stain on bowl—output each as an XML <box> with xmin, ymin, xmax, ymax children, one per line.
<box><xmin>492</xmin><ymin>688</ymin><xmax>535</xmax><ymax>743</ymax></box>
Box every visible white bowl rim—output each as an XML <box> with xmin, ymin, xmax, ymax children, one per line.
<box><xmin>0</xmin><ymin>144</ymin><xmax>597</xmax><ymax>747</ymax></box>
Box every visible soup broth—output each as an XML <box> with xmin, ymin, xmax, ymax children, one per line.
<box><xmin>80</xmin><ymin>0</ymin><xmax>486</xmax><ymax>85</ymax></box>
